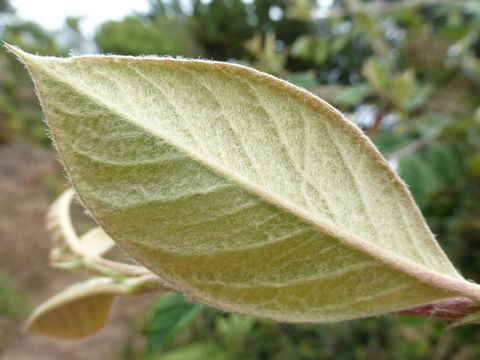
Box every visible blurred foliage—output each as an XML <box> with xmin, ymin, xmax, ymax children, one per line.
<box><xmin>134</xmin><ymin>302</ymin><xmax>480</xmax><ymax>360</ymax></box>
<box><xmin>0</xmin><ymin>272</ymin><xmax>27</xmax><ymax>318</ymax></box>
<box><xmin>2</xmin><ymin>0</ymin><xmax>480</xmax><ymax>358</ymax></box>
<box><xmin>0</xmin><ymin>0</ymin><xmax>13</xmax><ymax>15</ymax></box>
<box><xmin>144</xmin><ymin>293</ymin><xmax>205</xmax><ymax>356</ymax></box>
<box><xmin>95</xmin><ymin>16</ymin><xmax>201</xmax><ymax>57</ymax></box>
<box><xmin>0</xmin><ymin>18</ymin><xmax>70</xmax><ymax>143</ymax></box>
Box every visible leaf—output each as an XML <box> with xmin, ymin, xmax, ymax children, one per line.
<box><xmin>404</xmin><ymin>83</ymin><xmax>432</xmax><ymax>111</ymax></box>
<box><xmin>424</xmin><ymin>143</ymin><xmax>465</xmax><ymax>184</ymax></box>
<box><xmin>291</xmin><ymin>35</ymin><xmax>311</xmax><ymax>59</ymax></box>
<box><xmin>398</xmin><ymin>142</ymin><xmax>466</xmax><ymax>207</ymax></box>
<box><xmin>313</xmin><ymin>39</ymin><xmax>329</xmax><ymax>65</ymax></box>
<box><xmin>8</xmin><ymin>44</ymin><xmax>480</xmax><ymax>323</ymax></box>
<box><xmin>287</xmin><ymin>72</ymin><xmax>318</xmax><ymax>90</ymax></box>
<box><xmin>333</xmin><ymin>83</ymin><xmax>372</xmax><ymax>107</ymax></box>
<box><xmin>145</xmin><ymin>292</ymin><xmax>205</xmax><ymax>356</ymax></box>
<box><xmin>390</xmin><ymin>70</ymin><xmax>415</xmax><ymax>109</ymax></box>
<box><xmin>46</xmin><ymin>188</ymin><xmax>112</xmax><ymax>262</ymax></box>
<box><xmin>81</xmin><ymin>227</ymin><xmax>116</xmax><ymax>256</ymax></box>
<box><xmin>362</xmin><ymin>57</ymin><xmax>389</xmax><ymax>93</ymax></box>
<box><xmin>158</xmin><ymin>342</ymin><xmax>225</xmax><ymax>360</ymax></box>
<box><xmin>25</xmin><ymin>277</ymin><xmax>129</xmax><ymax>338</ymax></box>
<box><xmin>215</xmin><ymin>314</ymin><xmax>255</xmax><ymax>354</ymax></box>
<box><xmin>399</xmin><ymin>154</ymin><xmax>440</xmax><ymax>207</ymax></box>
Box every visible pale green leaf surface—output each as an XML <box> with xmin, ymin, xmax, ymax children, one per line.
<box><xmin>8</xmin><ymin>44</ymin><xmax>480</xmax><ymax>322</ymax></box>
<box><xmin>81</xmin><ymin>227</ymin><xmax>116</xmax><ymax>256</ymax></box>
<box><xmin>25</xmin><ymin>277</ymin><xmax>128</xmax><ymax>338</ymax></box>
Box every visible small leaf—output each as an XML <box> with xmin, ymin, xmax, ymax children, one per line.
<box><xmin>399</xmin><ymin>154</ymin><xmax>440</xmax><ymax>207</ymax></box>
<box><xmin>362</xmin><ymin>57</ymin><xmax>389</xmax><ymax>93</ymax></box>
<box><xmin>81</xmin><ymin>227</ymin><xmax>116</xmax><ymax>256</ymax></box>
<box><xmin>333</xmin><ymin>83</ymin><xmax>372</xmax><ymax>107</ymax></box>
<box><xmin>313</xmin><ymin>39</ymin><xmax>329</xmax><ymax>65</ymax></box>
<box><xmin>8</xmin><ymin>44</ymin><xmax>480</xmax><ymax>323</ymax></box>
<box><xmin>404</xmin><ymin>83</ymin><xmax>432</xmax><ymax>111</ymax></box>
<box><xmin>215</xmin><ymin>314</ymin><xmax>255</xmax><ymax>353</ymax></box>
<box><xmin>291</xmin><ymin>35</ymin><xmax>311</xmax><ymax>59</ymax></box>
<box><xmin>25</xmin><ymin>277</ymin><xmax>129</xmax><ymax>338</ymax></box>
<box><xmin>287</xmin><ymin>71</ymin><xmax>318</xmax><ymax>89</ymax></box>
<box><xmin>390</xmin><ymin>70</ymin><xmax>415</xmax><ymax>109</ymax></box>
<box><xmin>145</xmin><ymin>292</ymin><xmax>205</xmax><ymax>356</ymax></box>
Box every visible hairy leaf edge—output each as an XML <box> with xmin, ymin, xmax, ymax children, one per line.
<box><xmin>6</xmin><ymin>44</ymin><xmax>480</xmax><ymax>317</ymax></box>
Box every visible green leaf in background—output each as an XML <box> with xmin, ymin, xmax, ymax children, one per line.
<box><xmin>390</xmin><ymin>70</ymin><xmax>415</xmax><ymax>110</ymax></box>
<box><xmin>333</xmin><ymin>83</ymin><xmax>371</xmax><ymax>107</ymax></box>
<box><xmin>215</xmin><ymin>314</ymin><xmax>255</xmax><ymax>357</ymax></box>
<box><xmin>372</xmin><ymin>133</ymin><xmax>411</xmax><ymax>155</ymax></box>
<box><xmin>158</xmin><ymin>342</ymin><xmax>225</xmax><ymax>360</ymax></box>
<box><xmin>362</xmin><ymin>57</ymin><xmax>389</xmax><ymax>93</ymax></box>
<box><xmin>399</xmin><ymin>142</ymin><xmax>466</xmax><ymax>207</ymax></box>
<box><xmin>290</xmin><ymin>35</ymin><xmax>311</xmax><ymax>60</ymax></box>
<box><xmin>145</xmin><ymin>292</ymin><xmax>205</xmax><ymax>356</ymax></box>
<box><xmin>415</xmin><ymin>114</ymin><xmax>453</xmax><ymax>139</ymax></box>
<box><xmin>404</xmin><ymin>83</ymin><xmax>433</xmax><ymax>112</ymax></box>
<box><xmin>7</xmin><ymin>45</ymin><xmax>480</xmax><ymax>324</ymax></box>
<box><xmin>313</xmin><ymin>39</ymin><xmax>329</xmax><ymax>65</ymax></box>
<box><xmin>424</xmin><ymin>143</ymin><xmax>465</xmax><ymax>185</ymax></box>
<box><xmin>287</xmin><ymin>71</ymin><xmax>318</xmax><ymax>89</ymax></box>
<box><xmin>399</xmin><ymin>153</ymin><xmax>442</xmax><ymax>208</ymax></box>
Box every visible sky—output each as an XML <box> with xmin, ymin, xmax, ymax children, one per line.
<box><xmin>11</xmin><ymin>0</ymin><xmax>151</xmax><ymax>36</ymax></box>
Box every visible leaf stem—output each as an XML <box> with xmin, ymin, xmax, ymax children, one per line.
<box><xmin>47</xmin><ymin>189</ymin><xmax>155</xmax><ymax>279</ymax></box>
<box><xmin>397</xmin><ymin>297</ymin><xmax>480</xmax><ymax>322</ymax></box>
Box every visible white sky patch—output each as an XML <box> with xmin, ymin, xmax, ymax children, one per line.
<box><xmin>11</xmin><ymin>0</ymin><xmax>150</xmax><ymax>36</ymax></box>
<box><xmin>315</xmin><ymin>0</ymin><xmax>334</xmax><ymax>18</ymax></box>
<box><xmin>10</xmin><ymin>0</ymin><xmax>334</xmax><ymax>36</ymax></box>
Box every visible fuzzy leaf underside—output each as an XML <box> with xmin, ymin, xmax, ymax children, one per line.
<box><xmin>25</xmin><ymin>278</ymin><xmax>127</xmax><ymax>338</ymax></box>
<box><xmin>9</xmin><ymin>45</ymin><xmax>480</xmax><ymax>322</ymax></box>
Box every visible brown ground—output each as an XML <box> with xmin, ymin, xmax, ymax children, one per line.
<box><xmin>0</xmin><ymin>138</ymin><xmax>157</xmax><ymax>360</ymax></box>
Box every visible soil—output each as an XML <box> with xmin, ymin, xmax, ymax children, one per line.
<box><xmin>0</xmin><ymin>138</ymin><xmax>157</xmax><ymax>360</ymax></box>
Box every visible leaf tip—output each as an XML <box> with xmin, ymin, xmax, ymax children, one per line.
<box><xmin>2</xmin><ymin>41</ymin><xmax>16</xmax><ymax>52</ymax></box>
<box><xmin>22</xmin><ymin>309</ymin><xmax>50</xmax><ymax>337</ymax></box>
<box><xmin>3</xmin><ymin>43</ymin><xmax>34</xmax><ymax>62</ymax></box>
<box><xmin>22</xmin><ymin>316</ymin><xmax>34</xmax><ymax>334</ymax></box>
<box><xmin>23</xmin><ymin>314</ymin><xmax>40</xmax><ymax>335</ymax></box>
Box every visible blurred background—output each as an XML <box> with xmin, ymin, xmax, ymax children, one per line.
<box><xmin>1</xmin><ymin>0</ymin><xmax>480</xmax><ymax>359</ymax></box>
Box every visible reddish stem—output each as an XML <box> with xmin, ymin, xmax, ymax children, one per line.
<box><xmin>397</xmin><ymin>297</ymin><xmax>479</xmax><ymax>320</ymax></box>
<box><xmin>368</xmin><ymin>107</ymin><xmax>387</xmax><ymax>137</ymax></box>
